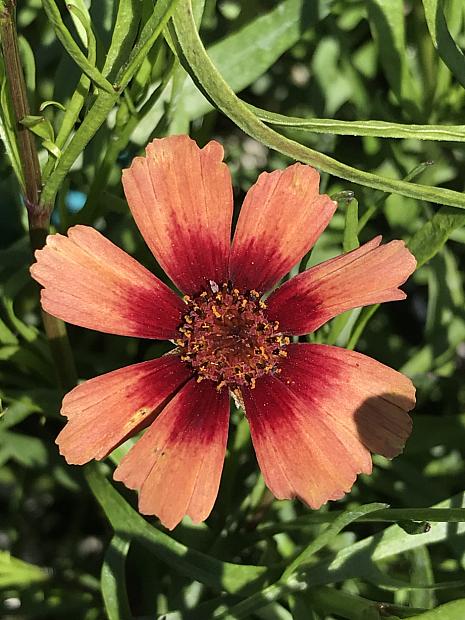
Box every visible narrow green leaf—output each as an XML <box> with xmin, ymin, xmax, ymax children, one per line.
<box><xmin>252</xmin><ymin>106</ymin><xmax>465</xmax><ymax>142</ymax></box>
<box><xmin>408</xmin><ymin>206</ymin><xmax>465</xmax><ymax>268</ymax></box>
<box><xmin>367</xmin><ymin>0</ymin><xmax>420</xmax><ymax>110</ymax></box>
<box><xmin>66</xmin><ymin>3</ymin><xmax>98</xmax><ymax>67</ymax></box>
<box><xmin>0</xmin><ymin>315</ymin><xmax>18</xmax><ymax>346</ymax></box>
<box><xmin>39</xmin><ymin>100</ymin><xmax>66</xmax><ymax>112</ymax></box>
<box><xmin>217</xmin><ymin>504</ymin><xmax>388</xmax><ymax>619</ymax></box>
<box><xmin>171</xmin><ymin>0</ymin><xmax>465</xmax><ymax>210</ymax></box>
<box><xmin>42</xmin><ymin>1</ymin><xmax>97</xmax><ymax>182</ymax></box>
<box><xmin>67</xmin><ymin>0</ymin><xmax>92</xmax><ymax>46</ymax></box>
<box><xmin>411</xmin><ymin>599</ymin><xmax>465</xmax><ymax>619</ymax></box>
<box><xmin>410</xmin><ymin>547</ymin><xmax>435</xmax><ymax>609</ymax></box>
<box><xmin>423</xmin><ymin>0</ymin><xmax>465</xmax><ymax>89</ymax></box>
<box><xmin>41</xmin><ymin>0</ymin><xmax>179</xmax><ymax>207</ymax></box>
<box><xmin>20</xmin><ymin>115</ymin><xmax>54</xmax><ymax>141</ymax></box>
<box><xmin>343</xmin><ymin>198</ymin><xmax>359</xmax><ymax>253</ymax></box>
<box><xmin>299</xmin><ymin>492</ymin><xmax>465</xmax><ymax>586</ymax></box>
<box><xmin>306</xmin><ymin>586</ymin><xmax>423</xmax><ymax>620</ymax></box>
<box><xmin>116</xmin><ymin>0</ymin><xmax>180</xmax><ymax>90</ymax></box>
<box><xmin>0</xmin><ymin>57</ymin><xmax>25</xmax><ymax>189</ymax></box>
<box><xmin>346</xmin><ymin>304</ymin><xmax>379</xmax><ymax>350</ymax></box>
<box><xmin>358</xmin><ymin>160</ymin><xmax>434</xmax><ymax>232</ymax></box>
<box><xmin>101</xmin><ymin>535</ymin><xmax>132</xmax><ymax>620</ymax></box>
<box><xmin>282</xmin><ymin>503</ymin><xmax>387</xmax><ymax>580</ymax></box>
<box><xmin>0</xmin><ymin>552</ymin><xmax>48</xmax><ymax>588</ymax></box>
<box><xmin>181</xmin><ymin>0</ymin><xmax>329</xmax><ymax>119</ymax></box>
<box><xmin>42</xmin><ymin>0</ymin><xmax>115</xmax><ymax>93</ymax></box>
<box><xmin>42</xmin><ymin>139</ymin><xmax>62</xmax><ymax>159</ymax></box>
<box><xmin>102</xmin><ymin>0</ymin><xmax>142</xmax><ymax>79</ymax></box>
<box><xmin>18</xmin><ymin>35</ymin><xmax>35</xmax><ymax>101</ymax></box>
<box><xmin>85</xmin><ymin>463</ymin><xmax>273</xmax><ymax>596</ymax></box>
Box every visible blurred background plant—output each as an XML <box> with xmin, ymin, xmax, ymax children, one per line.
<box><xmin>1</xmin><ymin>0</ymin><xmax>465</xmax><ymax>618</ymax></box>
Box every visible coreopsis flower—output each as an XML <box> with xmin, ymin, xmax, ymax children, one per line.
<box><xmin>31</xmin><ymin>136</ymin><xmax>416</xmax><ymax>529</ymax></box>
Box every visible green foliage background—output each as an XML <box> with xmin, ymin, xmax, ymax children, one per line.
<box><xmin>1</xmin><ymin>0</ymin><xmax>465</xmax><ymax>618</ymax></box>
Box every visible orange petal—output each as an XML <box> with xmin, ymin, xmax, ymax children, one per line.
<box><xmin>280</xmin><ymin>344</ymin><xmax>415</xmax><ymax>459</ymax></box>
<box><xmin>267</xmin><ymin>237</ymin><xmax>416</xmax><ymax>335</ymax></box>
<box><xmin>242</xmin><ymin>344</ymin><xmax>414</xmax><ymax>508</ymax></box>
<box><xmin>229</xmin><ymin>163</ymin><xmax>336</xmax><ymax>292</ymax></box>
<box><xmin>122</xmin><ymin>136</ymin><xmax>233</xmax><ymax>295</ymax></box>
<box><xmin>56</xmin><ymin>355</ymin><xmax>191</xmax><ymax>464</ymax></box>
<box><xmin>114</xmin><ymin>379</ymin><xmax>230</xmax><ymax>530</ymax></box>
<box><xmin>243</xmin><ymin>374</ymin><xmax>372</xmax><ymax>508</ymax></box>
<box><xmin>30</xmin><ymin>225</ymin><xmax>184</xmax><ymax>339</ymax></box>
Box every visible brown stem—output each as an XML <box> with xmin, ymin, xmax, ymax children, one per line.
<box><xmin>0</xmin><ymin>1</ymin><xmax>40</xmax><ymax>203</ymax></box>
<box><xmin>0</xmin><ymin>0</ymin><xmax>77</xmax><ymax>391</ymax></box>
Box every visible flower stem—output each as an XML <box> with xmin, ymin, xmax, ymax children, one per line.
<box><xmin>0</xmin><ymin>0</ymin><xmax>77</xmax><ymax>391</ymax></box>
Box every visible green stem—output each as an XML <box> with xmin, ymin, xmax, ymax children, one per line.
<box><xmin>40</xmin><ymin>0</ymin><xmax>179</xmax><ymax>212</ymax></box>
<box><xmin>172</xmin><ymin>0</ymin><xmax>465</xmax><ymax>210</ymax></box>
<box><xmin>0</xmin><ymin>0</ymin><xmax>77</xmax><ymax>391</ymax></box>
<box><xmin>40</xmin><ymin>92</ymin><xmax>117</xmax><ymax>209</ymax></box>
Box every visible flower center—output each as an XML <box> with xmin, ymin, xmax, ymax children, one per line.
<box><xmin>176</xmin><ymin>282</ymin><xmax>289</xmax><ymax>391</ymax></box>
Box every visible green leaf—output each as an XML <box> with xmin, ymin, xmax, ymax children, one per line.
<box><xmin>0</xmin><ymin>57</ymin><xmax>25</xmax><ymax>189</ymax></box>
<box><xmin>67</xmin><ymin>0</ymin><xmax>92</xmax><ymax>46</ymax></box>
<box><xmin>39</xmin><ymin>100</ymin><xmax>66</xmax><ymax>112</ymax></box>
<box><xmin>367</xmin><ymin>0</ymin><xmax>420</xmax><ymax>110</ymax></box>
<box><xmin>42</xmin><ymin>0</ymin><xmax>115</xmax><ymax>93</ymax></box>
<box><xmin>251</xmin><ymin>106</ymin><xmax>465</xmax><ymax>142</ymax></box>
<box><xmin>102</xmin><ymin>0</ymin><xmax>143</xmax><ymax>79</ymax></box>
<box><xmin>101</xmin><ymin>535</ymin><xmax>132</xmax><ymax>620</ymax></box>
<box><xmin>299</xmin><ymin>492</ymin><xmax>465</xmax><ymax>586</ymax></box>
<box><xmin>42</xmin><ymin>139</ymin><xmax>62</xmax><ymax>159</ymax></box>
<box><xmin>18</xmin><ymin>35</ymin><xmax>36</xmax><ymax>102</ymax></box>
<box><xmin>343</xmin><ymin>198</ymin><xmax>359</xmax><ymax>253</ymax></box>
<box><xmin>408</xmin><ymin>206</ymin><xmax>465</xmax><ymax>268</ymax></box>
<box><xmin>282</xmin><ymin>503</ymin><xmax>387</xmax><ymax>580</ymax></box>
<box><xmin>423</xmin><ymin>0</ymin><xmax>465</xmax><ymax>89</ymax></box>
<box><xmin>0</xmin><ymin>552</ymin><xmax>48</xmax><ymax>588</ymax></box>
<box><xmin>116</xmin><ymin>0</ymin><xmax>180</xmax><ymax>90</ymax></box>
<box><xmin>171</xmin><ymin>0</ymin><xmax>465</xmax><ymax>210</ymax></box>
<box><xmin>407</xmin><ymin>414</ymin><xmax>465</xmax><ymax>454</ymax></box>
<box><xmin>216</xmin><ymin>504</ymin><xmax>388</xmax><ymax>619</ymax></box>
<box><xmin>40</xmin><ymin>0</ymin><xmax>179</xmax><ymax>208</ymax></box>
<box><xmin>0</xmin><ymin>431</ymin><xmax>48</xmax><ymax>468</ymax></box>
<box><xmin>85</xmin><ymin>463</ymin><xmax>273</xmax><ymax>596</ymax></box>
<box><xmin>41</xmin><ymin>1</ymin><xmax>97</xmax><ymax>181</ymax></box>
<box><xmin>410</xmin><ymin>599</ymin><xmax>465</xmax><ymax>619</ymax></box>
<box><xmin>20</xmin><ymin>115</ymin><xmax>54</xmax><ymax>141</ymax></box>
<box><xmin>410</xmin><ymin>547</ymin><xmax>435</xmax><ymax>609</ymax></box>
<box><xmin>181</xmin><ymin>0</ymin><xmax>329</xmax><ymax>120</ymax></box>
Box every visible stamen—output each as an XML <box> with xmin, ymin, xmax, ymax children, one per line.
<box><xmin>176</xmin><ymin>282</ymin><xmax>289</xmax><ymax>390</ymax></box>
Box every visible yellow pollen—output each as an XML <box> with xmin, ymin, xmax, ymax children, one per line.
<box><xmin>212</xmin><ymin>305</ymin><xmax>222</xmax><ymax>319</ymax></box>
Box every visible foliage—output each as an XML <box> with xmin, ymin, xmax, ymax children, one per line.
<box><xmin>1</xmin><ymin>0</ymin><xmax>465</xmax><ymax>618</ymax></box>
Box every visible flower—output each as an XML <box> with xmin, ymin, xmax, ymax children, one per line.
<box><xmin>30</xmin><ymin>135</ymin><xmax>416</xmax><ymax>530</ymax></box>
